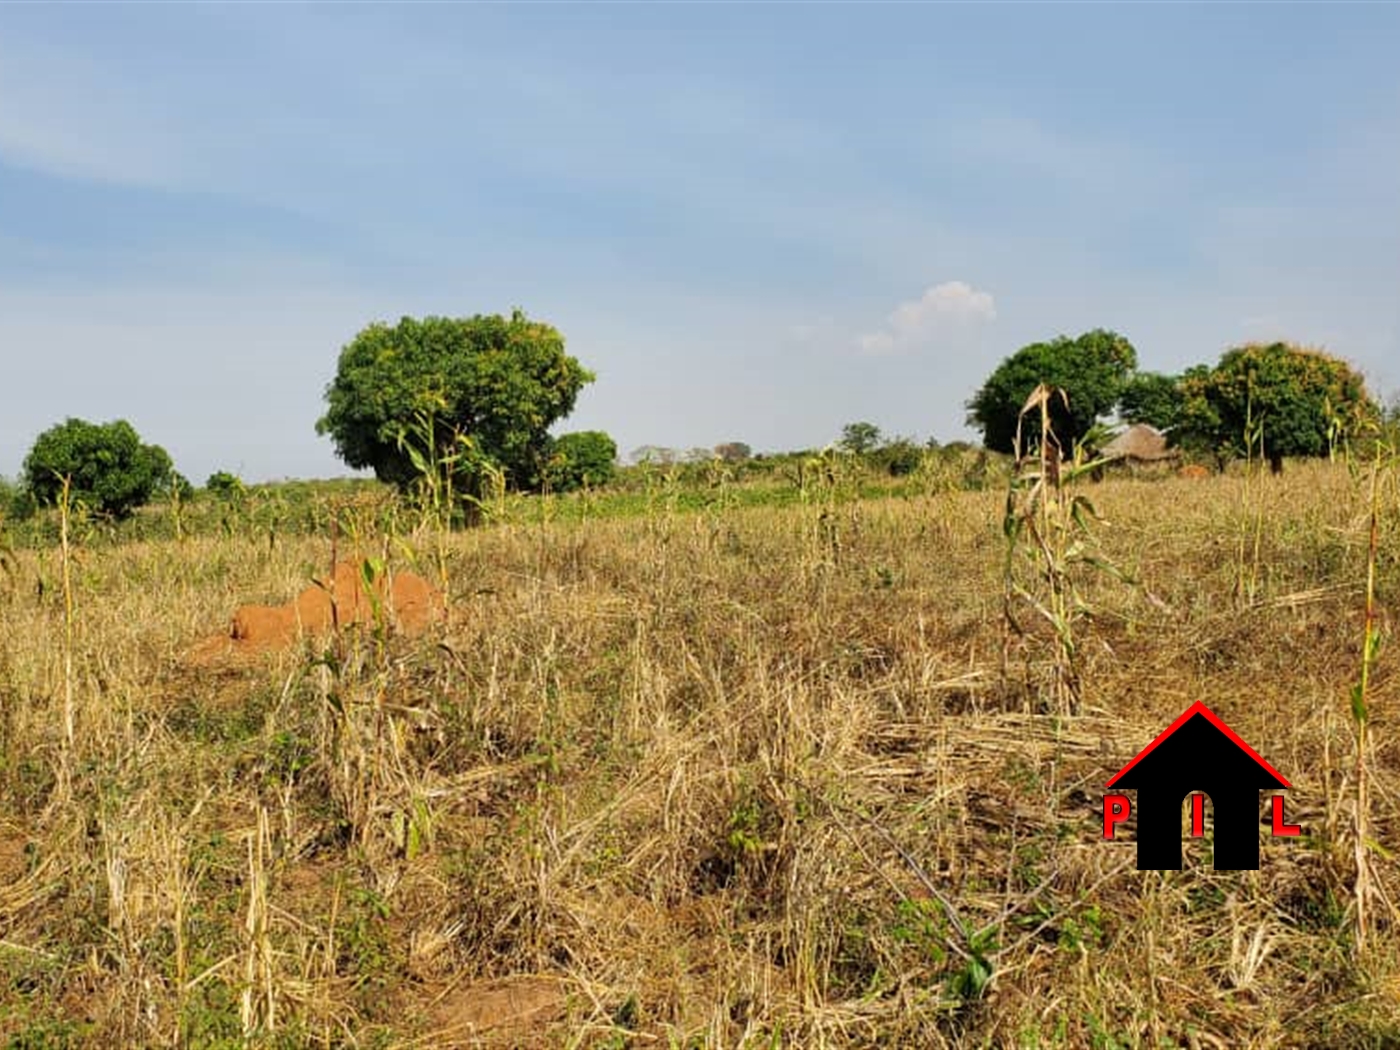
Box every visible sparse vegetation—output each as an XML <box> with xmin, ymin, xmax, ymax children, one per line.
<box><xmin>1</xmin><ymin>320</ymin><xmax>1394</xmax><ymax>1048</ymax></box>
<box><xmin>0</xmin><ymin>454</ymin><xmax>1395</xmax><ymax>1047</ymax></box>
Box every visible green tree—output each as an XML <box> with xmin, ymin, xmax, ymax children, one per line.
<box><xmin>316</xmin><ymin>310</ymin><xmax>595</xmax><ymax>492</ymax></box>
<box><xmin>1118</xmin><ymin>371</ymin><xmax>1184</xmax><ymax>431</ymax></box>
<box><xmin>967</xmin><ymin>329</ymin><xmax>1137</xmax><ymax>454</ymax></box>
<box><xmin>23</xmin><ymin>418</ymin><xmax>174</xmax><ymax>519</ymax></box>
<box><xmin>840</xmin><ymin>422</ymin><xmax>883</xmax><ymax>454</ymax></box>
<box><xmin>545</xmin><ymin>431</ymin><xmax>618</xmax><ymax>492</ymax></box>
<box><xmin>1179</xmin><ymin>343</ymin><xmax>1378</xmax><ymax>473</ymax></box>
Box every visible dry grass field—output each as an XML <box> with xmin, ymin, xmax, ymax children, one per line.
<box><xmin>1</xmin><ymin>461</ymin><xmax>1397</xmax><ymax>1048</ymax></box>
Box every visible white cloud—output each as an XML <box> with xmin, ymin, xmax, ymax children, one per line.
<box><xmin>857</xmin><ymin>280</ymin><xmax>996</xmax><ymax>355</ymax></box>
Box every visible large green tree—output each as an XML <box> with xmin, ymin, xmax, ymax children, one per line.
<box><xmin>1179</xmin><ymin>342</ymin><xmax>1377</xmax><ymax>472</ymax></box>
<box><xmin>23</xmin><ymin>418</ymin><xmax>174</xmax><ymax>519</ymax></box>
<box><xmin>967</xmin><ymin>329</ymin><xmax>1138</xmax><ymax>454</ymax></box>
<box><xmin>317</xmin><ymin>310</ymin><xmax>595</xmax><ymax>491</ymax></box>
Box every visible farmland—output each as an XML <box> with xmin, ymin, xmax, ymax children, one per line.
<box><xmin>0</xmin><ymin>459</ymin><xmax>1397</xmax><ymax>1048</ymax></box>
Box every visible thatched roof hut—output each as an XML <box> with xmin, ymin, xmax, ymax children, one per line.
<box><xmin>1101</xmin><ymin>423</ymin><xmax>1178</xmax><ymax>464</ymax></box>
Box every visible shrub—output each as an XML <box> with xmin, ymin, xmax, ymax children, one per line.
<box><xmin>873</xmin><ymin>437</ymin><xmax>924</xmax><ymax>477</ymax></box>
<box><xmin>206</xmin><ymin>471</ymin><xmax>245</xmax><ymax>499</ymax></box>
<box><xmin>546</xmin><ymin>431</ymin><xmax>618</xmax><ymax>492</ymax></box>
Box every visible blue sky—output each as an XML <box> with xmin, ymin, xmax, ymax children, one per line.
<box><xmin>2</xmin><ymin>4</ymin><xmax>1397</xmax><ymax>483</ymax></box>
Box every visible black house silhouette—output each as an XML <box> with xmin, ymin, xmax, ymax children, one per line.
<box><xmin>1107</xmin><ymin>701</ymin><xmax>1290</xmax><ymax>870</ymax></box>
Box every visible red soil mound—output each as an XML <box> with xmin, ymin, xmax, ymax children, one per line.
<box><xmin>192</xmin><ymin>561</ymin><xmax>442</xmax><ymax>661</ymax></box>
<box><xmin>1178</xmin><ymin>464</ymin><xmax>1211</xmax><ymax>480</ymax></box>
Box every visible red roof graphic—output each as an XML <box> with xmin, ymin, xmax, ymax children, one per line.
<box><xmin>1105</xmin><ymin>701</ymin><xmax>1291</xmax><ymax>789</ymax></box>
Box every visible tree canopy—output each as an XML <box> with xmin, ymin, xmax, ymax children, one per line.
<box><xmin>317</xmin><ymin>310</ymin><xmax>594</xmax><ymax>492</ymax></box>
<box><xmin>23</xmin><ymin>418</ymin><xmax>175</xmax><ymax>519</ymax></box>
<box><xmin>839</xmin><ymin>422</ymin><xmax>882</xmax><ymax>454</ymax></box>
<box><xmin>1178</xmin><ymin>342</ymin><xmax>1377</xmax><ymax>472</ymax></box>
<box><xmin>967</xmin><ymin>329</ymin><xmax>1138</xmax><ymax>454</ymax></box>
<box><xmin>1118</xmin><ymin>371</ymin><xmax>1184</xmax><ymax>432</ymax></box>
<box><xmin>545</xmin><ymin>431</ymin><xmax>618</xmax><ymax>492</ymax></box>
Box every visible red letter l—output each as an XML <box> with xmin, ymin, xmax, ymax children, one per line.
<box><xmin>1271</xmin><ymin>795</ymin><xmax>1301</xmax><ymax>837</ymax></box>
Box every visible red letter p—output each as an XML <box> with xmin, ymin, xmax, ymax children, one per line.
<box><xmin>1103</xmin><ymin>794</ymin><xmax>1131</xmax><ymax>839</ymax></box>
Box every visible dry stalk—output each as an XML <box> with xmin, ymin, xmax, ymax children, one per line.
<box><xmin>241</xmin><ymin>805</ymin><xmax>276</xmax><ymax>1038</ymax></box>
<box><xmin>58</xmin><ymin>474</ymin><xmax>76</xmax><ymax>767</ymax></box>
<box><xmin>1347</xmin><ymin>443</ymin><xmax>1388</xmax><ymax>953</ymax></box>
<box><xmin>1000</xmin><ymin>385</ymin><xmax>1120</xmax><ymax>716</ymax></box>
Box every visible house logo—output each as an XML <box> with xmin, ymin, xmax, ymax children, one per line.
<box><xmin>1103</xmin><ymin>701</ymin><xmax>1300</xmax><ymax>870</ymax></box>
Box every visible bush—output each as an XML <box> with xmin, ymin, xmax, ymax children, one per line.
<box><xmin>546</xmin><ymin>431</ymin><xmax>618</xmax><ymax>492</ymax></box>
<box><xmin>166</xmin><ymin>472</ymin><xmax>195</xmax><ymax>502</ymax></box>
<box><xmin>22</xmin><ymin>418</ymin><xmax>175</xmax><ymax>519</ymax></box>
<box><xmin>873</xmin><ymin>437</ymin><xmax>924</xmax><ymax>477</ymax></box>
<box><xmin>206</xmin><ymin>471</ymin><xmax>245</xmax><ymax>499</ymax></box>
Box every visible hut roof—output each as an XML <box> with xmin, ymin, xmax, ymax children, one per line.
<box><xmin>1101</xmin><ymin>423</ymin><xmax>1177</xmax><ymax>463</ymax></box>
